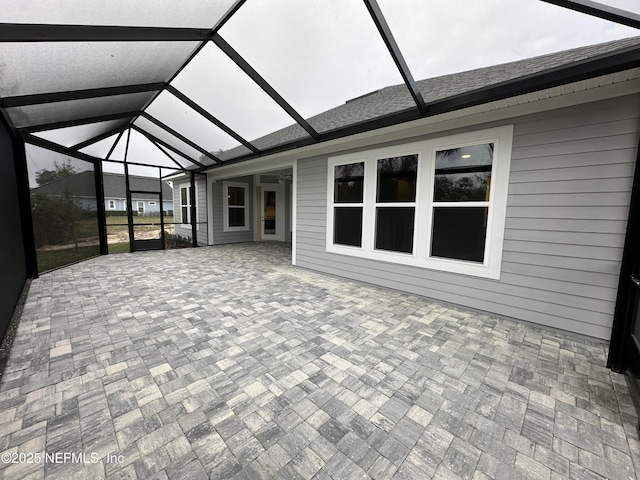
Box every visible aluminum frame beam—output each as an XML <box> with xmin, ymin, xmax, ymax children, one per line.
<box><xmin>166</xmin><ymin>85</ymin><xmax>260</xmax><ymax>155</ymax></box>
<box><xmin>1</xmin><ymin>82</ymin><xmax>165</xmax><ymax>108</ymax></box>
<box><xmin>131</xmin><ymin>125</ymin><xmax>206</xmax><ymax>169</ymax></box>
<box><xmin>211</xmin><ymin>43</ymin><xmax>640</xmax><ymax>168</ymax></box>
<box><xmin>212</xmin><ymin>33</ymin><xmax>321</xmax><ymax>141</ymax></box>
<box><xmin>23</xmin><ymin>110</ymin><xmax>140</xmax><ymax>133</ymax></box>
<box><xmin>363</xmin><ymin>0</ymin><xmax>427</xmax><ymax>115</ymax></box>
<box><xmin>70</xmin><ymin>124</ymin><xmax>129</xmax><ymax>151</ymax></box>
<box><xmin>140</xmin><ymin>112</ymin><xmax>222</xmax><ymax>165</ymax></box>
<box><xmin>541</xmin><ymin>0</ymin><xmax>640</xmax><ymax>29</ymax></box>
<box><xmin>25</xmin><ymin>133</ymin><xmax>102</xmax><ymax>164</ymax></box>
<box><xmin>149</xmin><ymin>139</ymin><xmax>190</xmax><ymax>172</ymax></box>
<box><xmin>0</xmin><ymin>23</ymin><xmax>213</xmax><ymax>42</ymax></box>
<box><xmin>105</xmin><ymin>130</ymin><xmax>125</xmax><ymax>160</ymax></box>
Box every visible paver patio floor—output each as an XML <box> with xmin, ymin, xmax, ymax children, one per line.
<box><xmin>0</xmin><ymin>242</ymin><xmax>639</xmax><ymax>479</ymax></box>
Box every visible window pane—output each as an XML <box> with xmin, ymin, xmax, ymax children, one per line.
<box><xmin>228</xmin><ymin>207</ymin><xmax>245</xmax><ymax>227</ymax></box>
<box><xmin>334</xmin><ymin>207</ymin><xmax>362</xmax><ymax>247</ymax></box>
<box><xmin>228</xmin><ymin>187</ymin><xmax>245</xmax><ymax>206</ymax></box>
<box><xmin>334</xmin><ymin>162</ymin><xmax>364</xmax><ymax>203</ymax></box>
<box><xmin>181</xmin><ymin>187</ymin><xmax>188</xmax><ymax>205</ymax></box>
<box><xmin>263</xmin><ymin>191</ymin><xmax>276</xmax><ymax>234</ymax></box>
<box><xmin>181</xmin><ymin>206</ymin><xmax>189</xmax><ymax>224</ymax></box>
<box><xmin>376</xmin><ymin>155</ymin><xmax>417</xmax><ymax>203</ymax></box>
<box><xmin>435</xmin><ymin>143</ymin><xmax>493</xmax><ymax>202</ymax></box>
<box><xmin>375</xmin><ymin>207</ymin><xmax>415</xmax><ymax>253</ymax></box>
<box><xmin>431</xmin><ymin>207</ymin><xmax>488</xmax><ymax>262</ymax></box>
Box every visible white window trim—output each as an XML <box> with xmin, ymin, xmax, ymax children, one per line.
<box><xmin>179</xmin><ymin>184</ymin><xmax>190</xmax><ymax>224</ymax></box>
<box><xmin>179</xmin><ymin>182</ymin><xmax>199</xmax><ymax>229</ymax></box>
<box><xmin>326</xmin><ymin>125</ymin><xmax>513</xmax><ymax>280</ymax></box>
<box><xmin>107</xmin><ymin>199</ymin><xmax>116</xmax><ymax>210</ymax></box>
<box><xmin>148</xmin><ymin>201</ymin><xmax>156</xmax><ymax>206</ymax></box>
<box><xmin>223</xmin><ymin>181</ymin><xmax>249</xmax><ymax>232</ymax></box>
<box><xmin>137</xmin><ymin>201</ymin><xmax>145</xmax><ymax>214</ymax></box>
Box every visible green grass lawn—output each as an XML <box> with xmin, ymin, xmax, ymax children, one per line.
<box><xmin>108</xmin><ymin>242</ymin><xmax>130</xmax><ymax>254</ymax></box>
<box><xmin>37</xmin><ymin>245</ymin><xmax>101</xmax><ymax>273</ymax></box>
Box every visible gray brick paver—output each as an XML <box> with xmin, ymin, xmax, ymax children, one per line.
<box><xmin>0</xmin><ymin>243</ymin><xmax>637</xmax><ymax>480</ymax></box>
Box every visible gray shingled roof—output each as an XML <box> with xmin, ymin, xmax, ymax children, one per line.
<box><xmin>31</xmin><ymin>171</ymin><xmax>173</xmax><ymax>201</ymax></box>
<box><xmin>217</xmin><ymin>35</ymin><xmax>640</xmax><ymax>160</ymax></box>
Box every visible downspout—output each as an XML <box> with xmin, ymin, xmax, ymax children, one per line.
<box><xmin>607</xmin><ymin>117</ymin><xmax>640</xmax><ymax>372</ymax></box>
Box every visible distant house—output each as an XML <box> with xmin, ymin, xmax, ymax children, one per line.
<box><xmin>31</xmin><ymin>171</ymin><xmax>174</xmax><ymax>215</ymax></box>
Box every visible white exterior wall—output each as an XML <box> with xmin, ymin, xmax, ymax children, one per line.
<box><xmin>295</xmin><ymin>94</ymin><xmax>640</xmax><ymax>339</ymax></box>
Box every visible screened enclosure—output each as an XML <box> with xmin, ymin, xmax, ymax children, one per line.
<box><xmin>1</xmin><ymin>1</ymin><xmax>640</xmax><ymax>323</ymax></box>
<box><xmin>2</xmin><ymin>0</ymin><xmax>639</xmax><ymax>182</ymax></box>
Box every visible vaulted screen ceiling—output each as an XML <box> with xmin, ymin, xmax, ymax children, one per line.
<box><xmin>1</xmin><ymin>0</ymin><xmax>639</xmax><ymax>173</ymax></box>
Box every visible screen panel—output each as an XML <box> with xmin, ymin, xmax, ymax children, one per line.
<box><xmin>125</xmin><ymin>129</ymin><xmax>186</xmax><ymax>169</ymax></box>
<box><xmin>33</xmin><ymin>120</ymin><xmax>127</xmax><ymax>148</ymax></box>
<box><xmin>80</xmin><ymin>133</ymin><xmax>121</xmax><ymax>159</ymax></box>
<box><xmin>26</xmin><ymin>145</ymin><xmax>100</xmax><ymax>273</ymax></box>
<box><xmin>0</xmin><ymin>0</ymin><xmax>237</xmax><ymax>27</ymax></box>
<box><xmin>377</xmin><ymin>0</ymin><xmax>638</xmax><ymax>84</ymax></box>
<box><xmin>134</xmin><ymin>116</ymin><xmax>206</xmax><ymax>166</ymax></box>
<box><xmin>219</xmin><ymin>0</ymin><xmax>404</xmax><ymax>122</ymax></box>
<box><xmin>145</xmin><ymin>90</ymin><xmax>243</xmax><ymax>157</ymax></box>
<box><xmin>7</xmin><ymin>92</ymin><xmax>153</xmax><ymax>128</ymax></box>
<box><xmin>172</xmin><ymin>42</ymin><xmax>309</xmax><ymax>147</ymax></box>
<box><xmin>0</xmin><ymin>41</ymin><xmax>199</xmax><ymax>97</ymax></box>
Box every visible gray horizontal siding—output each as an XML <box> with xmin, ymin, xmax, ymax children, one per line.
<box><xmin>295</xmin><ymin>94</ymin><xmax>640</xmax><ymax>339</ymax></box>
<box><xmin>503</xmin><ymin>229</ymin><xmax>624</xmax><ymax>248</ymax></box>
<box><xmin>505</xmin><ymin>217</ymin><xmax>627</xmax><ymax>233</ymax></box>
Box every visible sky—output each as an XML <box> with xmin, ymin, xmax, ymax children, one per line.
<box><xmin>24</xmin><ymin>0</ymin><xmax>640</xmax><ymax>182</ymax></box>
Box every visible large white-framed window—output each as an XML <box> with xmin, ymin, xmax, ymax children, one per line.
<box><xmin>223</xmin><ymin>181</ymin><xmax>249</xmax><ymax>232</ymax></box>
<box><xmin>326</xmin><ymin>125</ymin><xmax>513</xmax><ymax>279</ymax></box>
<box><xmin>107</xmin><ymin>199</ymin><xmax>116</xmax><ymax>210</ymax></box>
<box><xmin>137</xmin><ymin>201</ymin><xmax>145</xmax><ymax>214</ymax></box>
